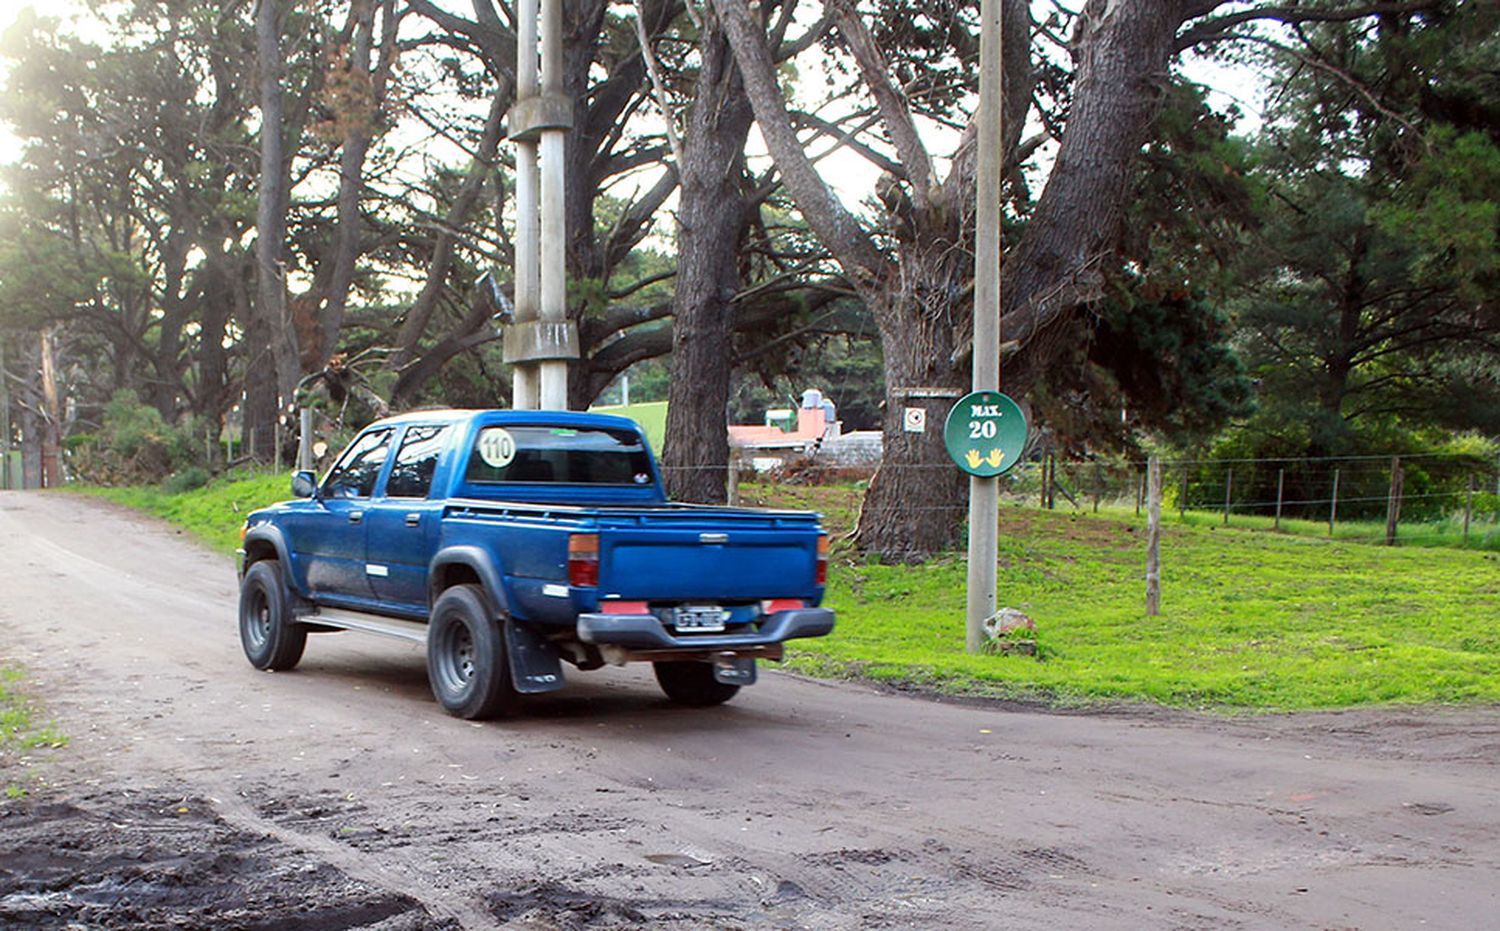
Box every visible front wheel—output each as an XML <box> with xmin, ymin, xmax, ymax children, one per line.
<box><xmin>653</xmin><ymin>661</ymin><xmax>740</xmax><ymax>707</ymax></box>
<box><xmin>238</xmin><ymin>560</ymin><xmax>307</xmax><ymax>671</ymax></box>
<box><xmin>426</xmin><ymin>584</ymin><xmax>519</xmax><ymax>720</ymax></box>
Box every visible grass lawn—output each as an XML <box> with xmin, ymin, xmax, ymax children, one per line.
<box><xmin>77</xmin><ymin>472</ymin><xmax>1500</xmax><ymax>711</ymax></box>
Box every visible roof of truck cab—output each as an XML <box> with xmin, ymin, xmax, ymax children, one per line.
<box><xmin>363</xmin><ymin>408</ymin><xmax>645</xmax><ymax>432</ymax></box>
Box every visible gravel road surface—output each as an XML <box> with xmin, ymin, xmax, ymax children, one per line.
<box><xmin>1</xmin><ymin>490</ymin><xmax>1496</xmax><ymax>930</ymax></box>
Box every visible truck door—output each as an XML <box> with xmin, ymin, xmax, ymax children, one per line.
<box><xmin>284</xmin><ymin>427</ymin><xmax>393</xmax><ymax>605</ymax></box>
<box><xmin>365</xmin><ymin>424</ymin><xmax>449</xmax><ymax>614</ymax></box>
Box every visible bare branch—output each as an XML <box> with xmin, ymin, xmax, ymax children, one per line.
<box><xmin>712</xmin><ymin>0</ymin><xmax>886</xmax><ymax>282</ymax></box>
<box><xmin>633</xmin><ymin>0</ymin><xmax>685</xmax><ymax>167</ymax></box>
<box><xmin>826</xmin><ymin>0</ymin><xmax>934</xmax><ymax>210</ymax></box>
<box><xmin>1176</xmin><ymin>0</ymin><xmax>1441</xmax><ymax>51</ymax></box>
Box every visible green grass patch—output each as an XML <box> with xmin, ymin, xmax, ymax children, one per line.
<box><xmin>2</xmin><ymin>665</ymin><xmax>67</xmax><ymax>797</ymax></box>
<box><xmin>71</xmin><ymin>472</ymin><xmax>1500</xmax><ymax>711</ymax></box>
<box><xmin>77</xmin><ymin>469</ymin><xmax>292</xmax><ymax>555</ymax></box>
<box><xmin>789</xmin><ymin>502</ymin><xmax>1500</xmax><ymax>710</ymax></box>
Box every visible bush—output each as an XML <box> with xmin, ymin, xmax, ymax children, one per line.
<box><xmin>161</xmin><ymin>466</ymin><xmax>210</xmax><ymax>494</ymax></box>
<box><xmin>69</xmin><ymin>390</ymin><xmax>204</xmax><ymax>485</ymax></box>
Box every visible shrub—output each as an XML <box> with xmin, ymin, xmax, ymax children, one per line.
<box><xmin>69</xmin><ymin>390</ymin><xmax>204</xmax><ymax>485</ymax></box>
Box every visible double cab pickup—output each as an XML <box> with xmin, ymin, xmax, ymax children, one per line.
<box><xmin>237</xmin><ymin>409</ymin><xmax>835</xmax><ymax>718</ymax></box>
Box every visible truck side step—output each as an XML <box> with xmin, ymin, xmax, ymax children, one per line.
<box><xmin>298</xmin><ymin>608</ymin><xmax>429</xmax><ymax>644</ymax></box>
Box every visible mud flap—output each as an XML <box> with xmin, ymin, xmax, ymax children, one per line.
<box><xmin>713</xmin><ymin>658</ymin><xmax>756</xmax><ymax>686</ymax></box>
<box><xmin>504</xmin><ymin>620</ymin><xmax>565</xmax><ymax>693</ymax></box>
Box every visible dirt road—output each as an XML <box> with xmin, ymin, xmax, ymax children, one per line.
<box><xmin>0</xmin><ymin>491</ymin><xmax>1496</xmax><ymax>930</ymax></box>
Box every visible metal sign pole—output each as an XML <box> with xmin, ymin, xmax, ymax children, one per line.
<box><xmin>965</xmin><ymin>0</ymin><xmax>1002</xmax><ymax>653</ymax></box>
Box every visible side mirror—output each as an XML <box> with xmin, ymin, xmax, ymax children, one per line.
<box><xmin>291</xmin><ymin>470</ymin><xmax>318</xmax><ymax>499</ymax></box>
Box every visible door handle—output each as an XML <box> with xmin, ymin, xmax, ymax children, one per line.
<box><xmin>348</xmin><ymin>511</ymin><xmax>363</xmax><ymax>524</ymax></box>
<box><xmin>405</xmin><ymin>513</ymin><xmax>421</xmax><ymax>527</ymax></box>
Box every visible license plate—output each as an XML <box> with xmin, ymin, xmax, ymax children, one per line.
<box><xmin>672</xmin><ymin>605</ymin><xmax>727</xmax><ymax>632</ymax></box>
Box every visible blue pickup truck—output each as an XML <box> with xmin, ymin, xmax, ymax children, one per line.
<box><xmin>237</xmin><ymin>409</ymin><xmax>835</xmax><ymax>718</ymax></box>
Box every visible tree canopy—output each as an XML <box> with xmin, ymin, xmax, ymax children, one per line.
<box><xmin>0</xmin><ymin>0</ymin><xmax>1493</xmax><ymax>555</ymax></box>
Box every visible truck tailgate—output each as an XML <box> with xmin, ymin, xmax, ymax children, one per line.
<box><xmin>596</xmin><ymin>510</ymin><xmax>821</xmax><ymax>601</ymax></box>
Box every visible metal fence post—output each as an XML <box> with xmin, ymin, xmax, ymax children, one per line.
<box><xmin>1178</xmin><ymin>464</ymin><xmax>1188</xmax><ymax>519</ymax></box>
<box><xmin>1223</xmin><ymin>467</ymin><xmax>1233</xmax><ymax>526</ymax></box>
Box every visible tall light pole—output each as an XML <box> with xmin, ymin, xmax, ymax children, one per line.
<box><xmin>965</xmin><ymin>0</ymin><xmax>1003</xmax><ymax>652</ymax></box>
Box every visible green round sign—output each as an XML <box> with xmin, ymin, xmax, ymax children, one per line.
<box><xmin>944</xmin><ymin>391</ymin><xmax>1027</xmax><ymax>477</ymax></box>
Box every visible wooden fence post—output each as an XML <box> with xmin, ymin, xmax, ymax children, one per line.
<box><xmin>1135</xmin><ymin>469</ymin><xmax>1144</xmax><ymax>518</ymax></box>
<box><xmin>1274</xmin><ymin>468</ymin><xmax>1285</xmax><ymax>531</ymax></box>
<box><xmin>1385</xmin><ymin>456</ymin><xmax>1403</xmax><ymax>546</ymax></box>
<box><xmin>1329</xmin><ymin>468</ymin><xmax>1340</xmax><ymax>537</ymax></box>
<box><xmin>727</xmin><ymin>448</ymin><xmax>741</xmax><ymax>506</ymax></box>
<box><xmin>1146</xmin><ymin>457</ymin><xmax>1162</xmax><ymax>616</ymax></box>
<box><xmin>1223</xmin><ymin>467</ymin><xmax>1233</xmax><ymax>526</ymax></box>
<box><xmin>1092</xmin><ymin>462</ymin><xmax>1102</xmax><ymax>513</ymax></box>
<box><xmin>1178</xmin><ymin>464</ymin><xmax>1188</xmax><ymax>519</ymax></box>
<box><xmin>1464</xmin><ymin>473</ymin><xmax>1474</xmax><ymax>547</ymax></box>
<box><xmin>1046</xmin><ymin>453</ymin><xmax>1055</xmax><ymax>510</ymax></box>
<box><xmin>299</xmin><ymin>407</ymin><xmax>314</xmax><ymax>472</ymax></box>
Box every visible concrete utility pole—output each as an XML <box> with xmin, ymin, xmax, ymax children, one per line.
<box><xmin>506</xmin><ymin>0</ymin><xmax>579</xmax><ymax>410</ymax></box>
<box><xmin>965</xmin><ymin>0</ymin><xmax>1003</xmax><ymax>653</ymax></box>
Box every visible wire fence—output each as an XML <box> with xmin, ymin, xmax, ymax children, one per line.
<box><xmin>662</xmin><ymin>449</ymin><xmax>1500</xmax><ymax>550</ymax></box>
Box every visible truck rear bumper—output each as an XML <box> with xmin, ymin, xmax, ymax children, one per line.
<box><xmin>576</xmin><ymin>607</ymin><xmax>835</xmax><ymax>652</ymax></box>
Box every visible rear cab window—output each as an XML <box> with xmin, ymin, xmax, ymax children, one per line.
<box><xmin>464</xmin><ymin>425</ymin><xmax>655</xmax><ymax>486</ymax></box>
<box><xmin>386</xmin><ymin>425</ymin><xmax>450</xmax><ymax>498</ymax></box>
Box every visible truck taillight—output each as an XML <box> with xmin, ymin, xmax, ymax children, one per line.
<box><xmin>568</xmin><ymin>533</ymin><xmax>599</xmax><ymax>587</ymax></box>
<box><xmin>815</xmin><ymin>534</ymin><xmax>829</xmax><ymax>585</ymax></box>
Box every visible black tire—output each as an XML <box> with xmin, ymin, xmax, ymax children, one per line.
<box><xmin>653</xmin><ymin>661</ymin><xmax>740</xmax><ymax>707</ymax></box>
<box><xmin>426</xmin><ymin>584</ymin><xmax>519</xmax><ymax>720</ymax></box>
<box><xmin>238</xmin><ymin>560</ymin><xmax>307</xmax><ymax>671</ymax></box>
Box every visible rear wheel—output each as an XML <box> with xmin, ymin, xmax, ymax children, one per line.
<box><xmin>238</xmin><ymin>560</ymin><xmax>307</xmax><ymax>671</ymax></box>
<box><xmin>653</xmin><ymin>661</ymin><xmax>740</xmax><ymax>707</ymax></box>
<box><xmin>426</xmin><ymin>584</ymin><xmax>519</xmax><ymax>720</ymax></box>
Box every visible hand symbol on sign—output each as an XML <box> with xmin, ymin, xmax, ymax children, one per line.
<box><xmin>965</xmin><ymin>450</ymin><xmax>984</xmax><ymax>469</ymax></box>
<box><xmin>986</xmin><ymin>449</ymin><xmax>1005</xmax><ymax>468</ymax></box>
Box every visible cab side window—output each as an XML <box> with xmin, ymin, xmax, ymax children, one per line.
<box><xmin>386</xmin><ymin>425</ymin><xmax>448</xmax><ymax>498</ymax></box>
<box><xmin>322</xmin><ymin>429</ymin><xmax>393</xmax><ymax>498</ymax></box>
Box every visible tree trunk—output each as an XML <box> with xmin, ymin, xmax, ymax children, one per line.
<box><xmin>241</xmin><ymin>317</ymin><xmax>282</xmax><ymax>467</ymax></box>
<box><xmin>39</xmin><ymin>328</ymin><xmax>62</xmax><ymax>487</ymax></box>
<box><xmin>854</xmin><ymin>258</ymin><xmax>970</xmax><ymax>560</ymax></box>
<box><xmin>254</xmin><ymin>0</ymin><xmax>303</xmax><ymax>414</ymax></box>
<box><xmin>661</xmin><ymin>3</ymin><xmax>755</xmax><ymax>504</ymax></box>
<box><xmin>20</xmin><ymin>401</ymin><xmax>41</xmax><ymax>490</ymax></box>
<box><xmin>1001</xmin><ymin>0</ymin><xmax>1185</xmax><ymax>388</ymax></box>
